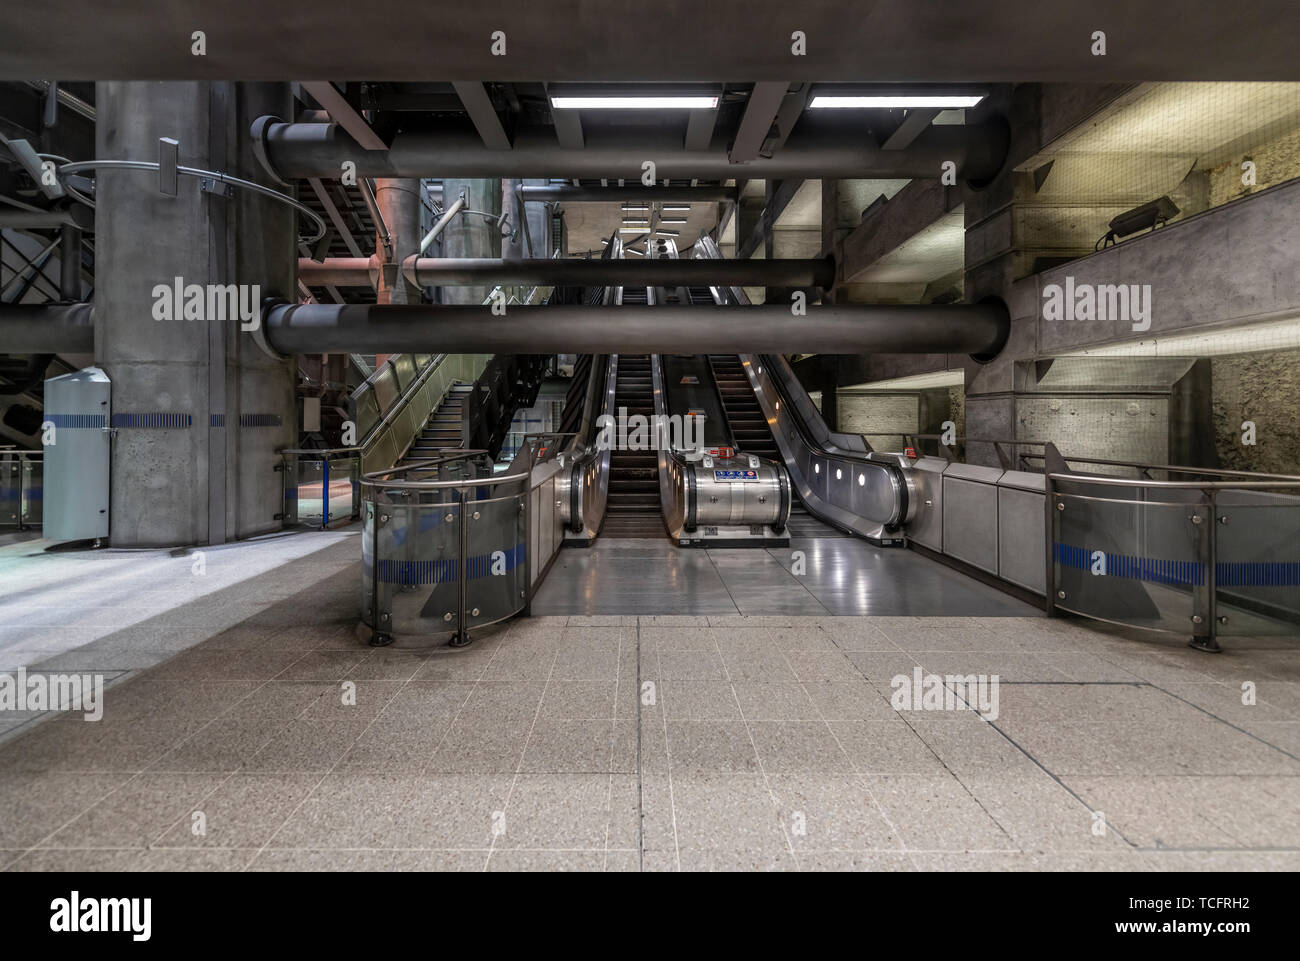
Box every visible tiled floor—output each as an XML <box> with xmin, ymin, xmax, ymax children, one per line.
<box><xmin>1</xmin><ymin>535</ymin><xmax>1298</xmax><ymax>871</ymax></box>
<box><xmin>531</xmin><ymin>537</ymin><xmax>1040</xmax><ymax>616</ymax></box>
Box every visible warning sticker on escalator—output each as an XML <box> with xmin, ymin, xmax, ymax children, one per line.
<box><xmin>714</xmin><ymin>470</ymin><xmax>759</xmax><ymax>481</ymax></box>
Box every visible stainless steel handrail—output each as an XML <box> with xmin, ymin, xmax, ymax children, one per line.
<box><xmin>1047</xmin><ymin>473</ymin><xmax>1300</xmax><ymax>490</ymax></box>
<box><xmin>351</xmin><ymin>352</ymin><xmax>447</xmax><ymax>450</ymax></box>
<box><xmin>561</xmin><ymin>355</ymin><xmax>617</xmax><ymax>540</ymax></box>
<box><xmin>907</xmin><ymin>432</ymin><xmax>1300</xmax><ymax>483</ymax></box>
<box><xmin>362</xmin><ymin>448</ymin><xmax>524</xmax><ymax>492</ymax></box>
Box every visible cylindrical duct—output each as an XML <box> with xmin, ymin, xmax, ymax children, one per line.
<box><xmin>254</xmin><ymin>116</ymin><xmax>1009</xmax><ymax>183</ymax></box>
<box><xmin>0</xmin><ymin>303</ymin><xmax>95</xmax><ymax>353</ymax></box>
<box><xmin>263</xmin><ymin>302</ymin><xmax>1009</xmax><ymax>357</ymax></box>
<box><xmin>304</xmin><ymin>256</ymin><xmax>837</xmax><ymax>289</ymax></box>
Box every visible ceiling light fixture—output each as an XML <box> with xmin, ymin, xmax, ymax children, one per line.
<box><xmin>550</xmin><ymin>95</ymin><xmax>720</xmax><ymax>110</ymax></box>
<box><xmin>656</xmin><ymin>230</ymin><xmax>680</xmax><ymax>237</ymax></box>
<box><xmin>662</xmin><ymin>204</ymin><xmax>691</xmax><ymax>212</ymax></box>
<box><xmin>808</xmin><ymin>94</ymin><xmax>984</xmax><ymax>109</ymax></box>
<box><xmin>660</xmin><ymin>218</ymin><xmax>687</xmax><ymax>225</ymax></box>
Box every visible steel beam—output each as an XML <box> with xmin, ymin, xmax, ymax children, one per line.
<box><xmin>0</xmin><ymin>206</ymin><xmax>94</xmax><ymax>229</ymax></box>
<box><xmin>261</xmin><ymin>301</ymin><xmax>1008</xmax><ymax>356</ymax></box>
<box><xmin>307</xmin><ymin>178</ymin><xmax>364</xmax><ymax>257</ymax></box>
<box><xmin>254</xmin><ymin>116</ymin><xmax>1009</xmax><ymax>183</ymax></box>
<box><xmin>298</xmin><ymin>255</ymin><xmax>837</xmax><ymax>288</ymax></box>
<box><xmin>883</xmin><ymin>108</ymin><xmax>942</xmax><ymax>150</ymax></box>
<box><xmin>546</xmin><ymin>84</ymin><xmax>584</xmax><ymax>149</ymax></box>
<box><xmin>738</xmin><ymin>178</ymin><xmax>805</xmax><ymax>260</ymax></box>
<box><xmin>299</xmin><ymin>81</ymin><xmax>387</xmax><ymax>150</ymax></box>
<box><xmin>452</xmin><ymin>82</ymin><xmax>511</xmax><ymax>150</ymax></box>
<box><xmin>730</xmin><ymin>82</ymin><xmax>789</xmax><ymax>163</ymax></box>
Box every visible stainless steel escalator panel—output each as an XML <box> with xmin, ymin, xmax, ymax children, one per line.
<box><xmin>738</xmin><ymin>353</ymin><xmax>911</xmax><ymax>546</ymax></box>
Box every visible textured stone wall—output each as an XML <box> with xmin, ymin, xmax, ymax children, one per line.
<box><xmin>1207</xmin><ymin>124</ymin><xmax>1300</xmax><ymax>208</ymax></box>
<box><xmin>1212</xmin><ymin>349</ymin><xmax>1300</xmax><ymax>474</ymax></box>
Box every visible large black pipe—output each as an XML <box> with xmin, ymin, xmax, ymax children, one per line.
<box><xmin>0</xmin><ymin>303</ymin><xmax>94</xmax><ymax>353</ymax></box>
<box><xmin>253</xmin><ymin>115</ymin><xmax>1009</xmax><ymax>183</ymax></box>
<box><xmin>263</xmin><ymin>302</ymin><xmax>1009</xmax><ymax>357</ymax></box>
<box><xmin>0</xmin><ymin>300</ymin><xmax>1010</xmax><ymax>360</ymax></box>
<box><xmin>296</xmin><ymin>255</ymin><xmax>836</xmax><ymax>288</ymax></box>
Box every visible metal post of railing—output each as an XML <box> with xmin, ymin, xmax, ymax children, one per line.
<box><xmin>369</xmin><ymin>501</ymin><xmax>393</xmax><ymax>646</ymax></box>
<box><xmin>452</xmin><ymin>487</ymin><xmax>471</xmax><ymax>647</ymax></box>
<box><xmin>321</xmin><ymin>456</ymin><xmax>330</xmax><ymax>529</ymax></box>
<box><xmin>1190</xmin><ymin>488</ymin><xmax>1222</xmax><ymax>652</ymax></box>
<box><xmin>523</xmin><ymin>463</ymin><xmax>534</xmax><ymax>617</ymax></box>
<box><xmin>1045</xmin><ymin>472</ymin><xmax>1058</xmax><ymax>619</ymax></box>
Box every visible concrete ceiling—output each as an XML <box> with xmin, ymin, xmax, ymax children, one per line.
<box><xmin>5</xmin><ymin>2</ymin><xmax>1300</xmax><ymax>80</ymax></box>
<box><xmin>1020</xmin><ymin>82</ymin><xmax>1300</xmax><ymax>204</ymax></box>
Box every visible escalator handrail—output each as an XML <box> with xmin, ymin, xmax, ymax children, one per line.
<box><xmin>690</xmin><ymin>233</ymin><xmax>909</xmax><ymax>533</ymax></box>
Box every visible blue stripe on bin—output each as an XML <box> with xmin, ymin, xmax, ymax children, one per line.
<box><xmin>44</xmin><ymin>413</ymin><xmax>106</xmax><ymax>429</ymax></box>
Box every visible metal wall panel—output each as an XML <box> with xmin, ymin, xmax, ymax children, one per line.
<box><xmin>942</xmin><ymin>465</ymin><xmax>1002</xmax><ymax>574</ymax></box>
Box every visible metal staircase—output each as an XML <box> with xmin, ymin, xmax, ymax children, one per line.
<box><xmin>399</xmin><ymin>383</ymin><xmax>471</xmax><ymax>466</ymax></box>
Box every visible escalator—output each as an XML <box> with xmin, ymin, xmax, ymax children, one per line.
<box><xmin>707</xmin><ymin>354</ymin><xmax>846</xmax><ymax>538</ymax></box>
<box><xmin>603</xmin><ymin>352</ymin><xmax>662</xmax><ymax>537</ymax></box>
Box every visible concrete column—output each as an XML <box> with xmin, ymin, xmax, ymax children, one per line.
<box><xmin>503</xmin><ymin>178</ymin><xmax>553</xmax><ymax>262</ymax></box>
<box><xmin>522</xmin><ymin>178</ymin><xmax>552</xmax><ymax>259</ymax></box>
<box><xmin>375</xmin><ymin>178</ymin><xmax>421</xmax><ymax>304</ymax></box>
<box><xmin>95</xmin><ymin>81</ymin><xmax>295</xmax><ymax>547</ymax></box>
<box><xmin>501</xmin><ymin>180</ymin><xmax>523</xmax><ymax>261</ymax></box>
<box><xmin>439</xmin><ymin>178</ymin><xmax>500</xmax><ymax>305</ymax></box>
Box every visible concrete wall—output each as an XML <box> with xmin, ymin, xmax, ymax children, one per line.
<box><xmin>962</xmin><ymin>178</ymin><xmax>1300</xmax><ymax>466</ymax></box>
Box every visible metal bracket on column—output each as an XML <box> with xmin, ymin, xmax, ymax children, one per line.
<box><xmin>158</xmin><ymin>138</ymin><xmax>179</xmax><ymax>196</ymax></box>
<box><xmin>199</xmin><ymin>177</ymin><xmax>234</xmax><ymax>199</ymax></box>
<box><xmin>310</xmin><ymin>230</ymin><xmax>333</xmax><ymax>263</ymax></box>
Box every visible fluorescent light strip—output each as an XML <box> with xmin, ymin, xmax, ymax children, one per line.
<box><xmin>621</xmin><ymin>204</ymin><xmax>650</xmax><ymax>211</ymax></box>
<box><xmin>656</xmin><ymin>230</ymin><xmax>679</xmax><ymax>237</ymax></box>
<box><xmin>621</xmin><ymin>220</ymin><xmax>649</xmax><ymax>227</ymax></box>
<box><xmin>662</xmin><ymin>205</ymin><xmax>691</xmax><ymax>212</ymax></box>
<box><xmin>809</xmin><ymin>95</ymin><xmax>983</xmax><ymax>109</ymax></box>
<box><xmin>551</xmin><ymin>95</ymin><xmax>720</xmax><ymax>110</ymax></box>
<box><xmin>618</xmin><ymin>227</ymin><xmax>647</xmax><ymax>233</ymax></box>
<box><xmin>660</xmin><ymin>218</ymin><xmax>687</xmax><ymax>225</ymax></box>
